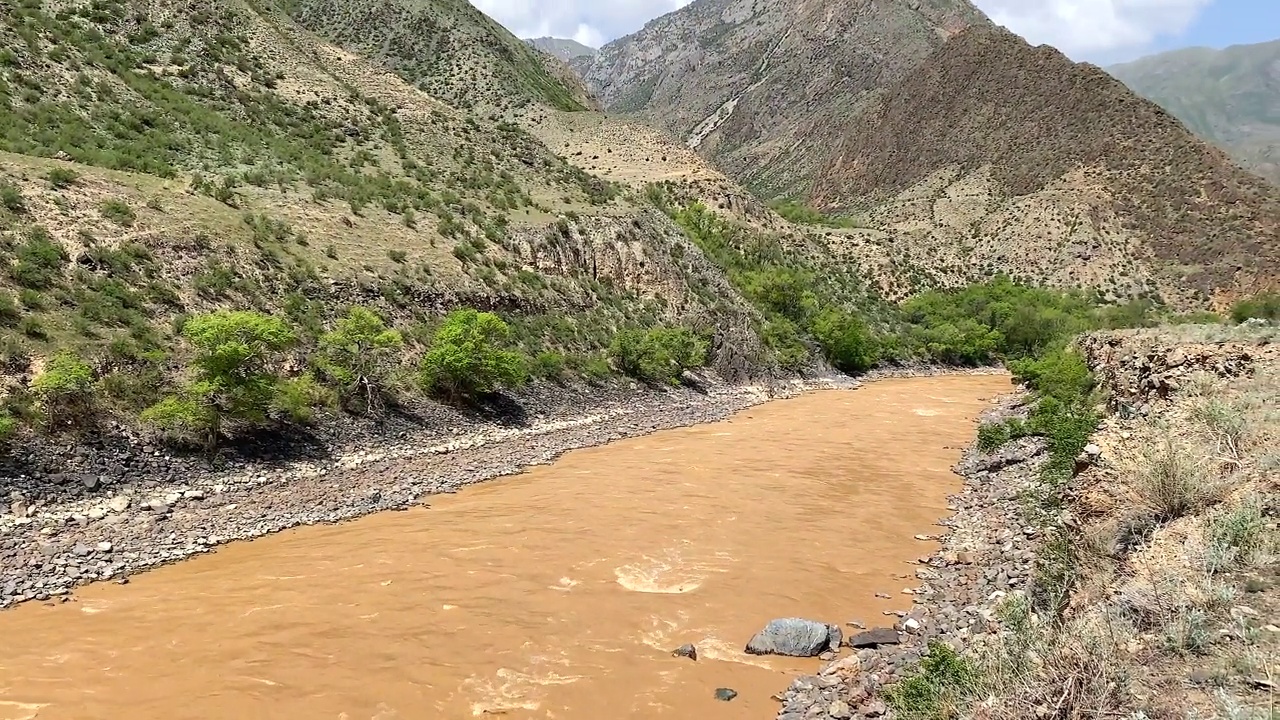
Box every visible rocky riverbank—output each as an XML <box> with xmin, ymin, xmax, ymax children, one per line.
<box><xmin>2</xmin><ymin>374</ymin><xmax>867</xmax><ymax>609</ymax></box>
<box><xmin>773</xmin><ymin>323</ymin><xmax>1280</xmax><ymax>720</ymax></box>
<box><xmin>771</xmin><ymin>390</ymin><xmax>1044</xmax><ymax>720</ymax></box>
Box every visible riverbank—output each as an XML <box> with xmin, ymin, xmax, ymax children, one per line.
<box><xmin>772</xmin><ymin>388</ymin><xmax>1044</xmax><ymax>719</ymax></box>
<box><xmin>775</xmin><ymin>324</ymin><xmax>1280</xmax><ymax>720</ymax></box>
<box><xmin>0</xmin><ymin>377</ymin><xmax>799</xmax><ymax>608</ymax></box>
<box><xmin>1</xmin><ymin>366</ymin><xmax>1016</xmax><ymax>610</ymax></box>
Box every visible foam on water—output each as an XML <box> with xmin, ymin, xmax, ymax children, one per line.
<box><xmin>463</xmin><ymin>666</ymin><xmax>584</xmax><ymax>717</ymax></box>
<box><xmin>0</xmin><ymin>701</ymin><xmax>47</xmax><ymax>720</ymax></box>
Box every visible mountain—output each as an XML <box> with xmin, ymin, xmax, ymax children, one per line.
<box><xmin>574</xmin><ymin>0</ymin><xmax>989</xmax><ymax>196</ymax></box>
<box><xmin>810</xmin><ymin>26</ymin><xmax>1280</xmax><ymax>307</ymax></box>
<box><xmin>526</xmin><ymin>37</ymin><xmax>598</xmax><ymax>62</ymax></box>
<box><xmin>1108</xmin><ymin>39</ymin><xmax>1280</xmax><ymax>185</ymax></box>
<box><xmin>279</xmin><ymin>0</ymin><xmax>596</xmax><ymax>112</ymax></box>
<box><xmin>0</xmin><ymin>0</ymin><xmax>784</xmax><ymax>417</ymax></box>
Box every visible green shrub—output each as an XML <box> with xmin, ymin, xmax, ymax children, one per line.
<box><xmin>387</xmin><ymin>249</ymin><xmax>408</xmax><ymax>263</ymax></box>
<box><xmin>1008</xmin><ymin>346</ymin><xmax>1094</xmax><ymax>402</ymax></box>
<box><xmin>0</xmin><ymin>180</ymin><xmax>25</xmax><ymax>214</ymax></box>
<box><xmin>10</xmin><ymin>230</ymin><xmax>68</xmax><ymax>289</ymax></box>
<box><xmin>531</xmin><ymin>351</ymin><xmax>568</xmax><ymax>381</ymax></box>
<box><xmin>901</xmin><ymin>277</ymin><xmax>1094</xmax><ymax>363</ymax></box>
<box><xmin>575</xmin><ymin>354</ymin><xmax>613</xmax><ymax>384</ymax></box>
<box><xmin>18</xmin><ymin>289</ymin><xmax>43</xmax><ymax>309</ymax></box>
<box><xmin>419</xmin><ymin>309</ymin><xmax>527</xmax><ymax>398</ymax></box>
<box><xmin>762</xmin><ymin>318</ymin><xmax>810</xmax><ymax>371</ymax></box>
<box><xmin>0</xmin><ymin>294</ymin><xmax>20</xmax><ymax>326</ymax></box>
<box><xmin>45</xmin><ymin>167</ymin><xmax>81</xmax><ymax>190</ymax></box>
<box><xmin>885</xmin><ymin>640</ymin><xmax>980</xmax><ymax>719</ymax></box>
<box><xmin>316</xmin><ymin>307</ymin><xmax>404</xmax><ymax>412</ymax></box>
<box><xmin>1230</xmin><ymin>292</ymin><xmax>1280</xmax><ymax>323</ymax></box>
<box><xmin>768</xmin><ymin>199</ymin><xmax>863</xmax><ymax>229</ymax></box>
<box><xmin>100</xmin><ymin>198</ymin><xmax>136</xmax><ymax>226</ymax></box>
<box><xmin>737</xmin><ymin>267</ymin><xmax>818</xmax><ymax>323</ymax></box>
<box><xmin>609</xmin><ymin>326</ymin><xmax>707</xmax><ymax>385</ymax></box>
<box><xmin>812</xmin><ymin>309</ymin><xmax>880</xmax><ymax>373</ymax></box>
<box><xmin>977</xmin><ymin>417</ymin><xmax>1030</xmax><ymax>452</ymax></box>
<box><xmin>139</xmin><ymin>395</ymin><xmax>216</xmax><ymax>447</ymax></box>
<box><xmin>144</xmin><ymin>310</ymin><xmax>295</xmax><ymax>444</ymax></box>
<box><xmin>31</xmin><ymin>351</ymin><xmax>95</xmax><ymax>428</ymax></box>
<box><xmin>0</xmin><ymin>413</ymin><xmax>17</xmax><ymax>444</ymax></box>
<box><xmin>272</xmin><ymin>373</ymin><xmax>335</xmax><ymax>424</ymax></box>
<box><xmin>18</xmin><ymin>316</ymin><xmax>46</xmax><ymax>339</ymax></box>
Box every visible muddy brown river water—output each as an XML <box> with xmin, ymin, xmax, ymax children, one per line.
<box><xmin>0</xmin><ymin>375</ymin><xmax>1010</xmax><ymax>720</ymax></box>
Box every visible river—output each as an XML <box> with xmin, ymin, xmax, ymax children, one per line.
<box><xmin>0</xmin><ymin>375</ymin><xmax>1010</xmax><ymax>720</ymax></box>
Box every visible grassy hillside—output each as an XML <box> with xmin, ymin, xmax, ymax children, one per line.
<box><xmin>0</xmin><ymin>0</ymin><xmax>785</xmax><ymax>448</ymax></box>
<box><xmin>279</xmin><ymin>0</ymin><xmax>594</xmax><ymax>112</ymax></box>
<box><xmin>1109</xmin><ymin>39</ymin><xmax>1280</xmax><ymax>185</ymax></box>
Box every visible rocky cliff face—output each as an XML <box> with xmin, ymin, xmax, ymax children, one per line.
<box><xmin>575</xmin><ymin>0</ymin><xmax>988</xmax><ymax>196</ymax></box>
<box><xmin>809</xmin><ymin>26</ymin><xmax>1280</xmax><ymax>308</ymax></box>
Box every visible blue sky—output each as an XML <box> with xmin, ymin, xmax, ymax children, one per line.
<box><xmin>1163</xmin><ymin>0</ymin><xmax>1280</xmax><ymax>51</ymax></box>
<box><xmin>474</xmin><ymin>0</ymin><xmax>1278</xmax><ymax>63</ymax></box>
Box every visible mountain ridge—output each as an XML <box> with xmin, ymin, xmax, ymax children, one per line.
<box><xmin>526</xmin><ymin>36</ymin><xmax>598</xmax><ymax>62</ymax></box>
<box><xmin>810</xmin><ymin>25</ymin><xmax>1280</xmax><ymax>307</ymax></box>
<box><xmin>1108</xmin><ymin>38</ymin><xmax>1280</xmax><ymax>184</ymax></box>
<box><xmin>574</xmin><ymin>0</ymin><xmax>990</xmax><ymax>197</ymax></box>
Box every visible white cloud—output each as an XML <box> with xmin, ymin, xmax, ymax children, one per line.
<box><xmin>974</xmin><ymin>0</ymin><xmax>1214</xmax><ymax>58</ymax></box>
<box><xmin>470</xmin><ymin>0</ymin><xmax>692</xmax><ymax>49</ymax></box>
<box><xmin>470</xmin><ymin>0</ymin><xmax>1213</xmax><ymax>59</ymax></box>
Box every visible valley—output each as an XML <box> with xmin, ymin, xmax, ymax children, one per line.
<box><xmin>0</xmin><ymin>0</ymin><xmax>1277</xmax><ymax>719</ymax></box>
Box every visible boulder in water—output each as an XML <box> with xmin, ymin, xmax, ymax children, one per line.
<box><xmin>744</xmin><ymin>618</ymin><xmax>839</xmax><ymax>657</ymax></box>
<box><xmin>671</xmin><ymin>643</ymin><xmax>698</xmax><ymax>661</ymax></box>
<box><xmin>847</xmin><ymin>628</ymin><xmax>902</xmax><ymax>648</ymax></box>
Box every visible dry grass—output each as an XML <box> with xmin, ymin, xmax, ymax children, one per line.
<box><xmin>953</xmin><ymin>333</ymin><xmax>1280</xmax><ymax>719</ymax></box>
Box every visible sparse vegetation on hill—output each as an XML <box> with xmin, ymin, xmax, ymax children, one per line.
<box><xmin>893</xmin><ymin>327</ymin><xmax>1280</xmax><ymax>719</ymax></box>
<box><xmin>810</xmin><ymin>26</ymin><xmax>1280</xmax><ymax>308</ymax></box>
<box><xmin>1109</xmin><ymin>39</ymin><xmax>1280</xmax><ymax>185</ymax></box>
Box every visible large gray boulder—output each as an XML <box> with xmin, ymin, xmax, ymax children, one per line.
<box><xmin>744</xmin><ymin>618</ymin><xmax>840</xmax><ymax>657</ymax></box>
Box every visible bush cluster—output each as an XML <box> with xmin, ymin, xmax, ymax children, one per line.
<box><xmin>608</xmin><ymin>326</ymin><xmax>707</xmax><ymax>385</ymax></box>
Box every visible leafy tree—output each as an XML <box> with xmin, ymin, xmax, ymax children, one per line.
<box><xmin>316</xmin><ymin>307</ymin><xmax>404</xmax><ymax>412</ymax></box>
<box><xmin>609</xmin><ymin>326</ymin><xmax>708</xmax><ymax>385</ymax></box>
<box><xmin>31</xmin><ymin>351</ymin><xmax>95</xmax><ymax>429</ymax></box>
<box><xmin>812</xmin><ymin>310</ymin><xmax>880</xmax><ymax>373</ymax></box>
<box><xmin>419</xmin><ymin>309</ymin><xmax>526</xmax><ymax>398</ymax></box>
<box><xmin>143</xmin><ymin>310</ymin><xmax>295</xmax><ymax>445</ymax></box>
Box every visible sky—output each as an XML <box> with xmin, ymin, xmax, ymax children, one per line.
<box><xmin>471</xmin><ymin>0</ymin><xmax>1279</xmax><ymax>64</ymax></box>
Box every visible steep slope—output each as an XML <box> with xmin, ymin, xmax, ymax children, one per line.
<box><xmin>810</xmin><ymin>26</ymin><xmax>1280</xmax><ymax>309</ymax></box>
<box><xmin>575</xmin><ymin>0</ymin><xmax>989</xmax><ymax>196</ymax></box>
<box><xmin>526</xmin><ymin>37</ymin><xmax>598</xmax><ymax>62</ymax></box>
<box><xmin>1108</xmin><ymin>39</ymin><xmax>1280</xmax><ymax>185</ymax></box>
<box><xmin>0</xmin><ymin>0</ymin><xmax>780</xmax><ymax>437</ymax></box>
<box><xmin>278</xmin><ymin>0</ymin><xmax>594</xmax><ymax>112</ymax></box>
